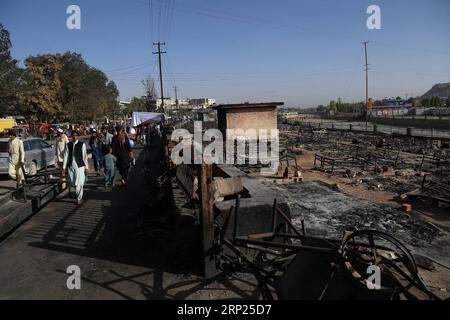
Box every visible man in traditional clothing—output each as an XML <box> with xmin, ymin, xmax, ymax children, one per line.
<box><xmin>101</xmin><ymin>126</ymin><xmax>113</xmax><ymax>149</ymax></box>
<box><xmin>62</xmin><ymin>131</ymin><xmax>89</xmax><ymax>205</ymax></box>
<box><xmin>55</xmin><ymin>128</ymin><xmax>69</xmax><ymax>169</ymax></box>
<box><xmin>7</xmin><ymin>131</ymin><xmax>25</xmax><ymax>187</ymax></box>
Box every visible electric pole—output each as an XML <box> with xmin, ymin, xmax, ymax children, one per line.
<box><xmin>363</xmin><ymin>41</ymin><xmax>370</xmax><ymax>129</ymax></box>
<box><xmin>174</xmin><ymin>86</ymin><xmax>179</xmax><ymax>112</ymax></box>
<box><xmin>153</xmin><ymin>42</ymin><xmax>166</xmax><ymax>113</ymax></box>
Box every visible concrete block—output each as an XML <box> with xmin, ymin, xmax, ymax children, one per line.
<box><xmin>214</xmin><ymin>177</ymin><xmax>243</xmax><ymax>200</ymax></box>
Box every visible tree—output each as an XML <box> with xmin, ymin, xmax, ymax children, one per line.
<box><xmin>328</xmin><ymin>100</ymin><xmax>337</xmax><ymax>113</ymax></box>
<box><xmin>125</xmin><ymin>97</ymin><xmax>147</xmax><ymax>116</ymax></box>
<box><xmin>432</xmin><ymin>96</ymin><xmax>442</xmax><ymax>107</ymax></box>
<box><xmin>59</xmin><ymin>52</ymin><xmax>89</xmax><ymax>120</ymax></box>
<box><xmin>374</xmin><ymin>100</ymin><xmax>383</xmax><ymax>106</ymax></box>
<box><xmin>0</xmin><ymin>24</ymin><xmax>22</xmax><ymax>116</ymax></box>
<box><xmin>2</xmin><ymin>26</ymin><xmax>119</xmax><ymax>122</ymax></box>
<box><xmin>20</xmin><ymin>54</ymin><xmax>64</xmax><ymax>119</ymax></box>
<box><xmin>317</xmin><ymin>105</ymin><xmax>326</xmax><ymax>112</ymax></box>
<box><xmin>142</xmin><ymin>75</ymin><xmax>158</xmax><ymax>111</ymax></box>
<box><xmin>407</xmin><ymin>97</ymin><xmax>417</xmax><ymax>107</ymax></box>
<box><xmin>57</xmin><ymin>52</ymin><xmax>120</xmax><ymax>122</ymax></box>
<box><xmin>105</xmin><ymin>81</ymin><xmax>119</xmax><ymax>118</ymax></box>
<box><xmin>446</xmin><ymin>98</ymin><xmax>450</xmax><ymax>108</ymax></box>
<box><xmin>421</xmin><ymin>97</ymin><xmax>430</xmax><ymax>108</ymax></box>
<box><xmin>142</xmin><ymin>75</ymin><xmax>157</xmax><ymax>100</ymax></box>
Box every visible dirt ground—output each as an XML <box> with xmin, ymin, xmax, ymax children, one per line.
<box><xmin>265</xmin><ymin>150</ymin><xmax>450</xmax><ymax>232</ymax></box>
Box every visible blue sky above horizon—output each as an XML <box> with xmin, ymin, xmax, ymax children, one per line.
<box><xmin>1</xmin><ymin>0</ymin><xmax>449</xmax><ymax>107</ymax></box>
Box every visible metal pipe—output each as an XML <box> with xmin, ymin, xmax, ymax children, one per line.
<box><xmin>233</xmin><ymin>194</ymin><xmax>241</xmax><ymax>240</ymax></box>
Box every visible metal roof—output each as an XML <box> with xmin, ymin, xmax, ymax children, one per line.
<box><xmin>212</xmin><ymin>102</ymin><xmax>284</xmax><ymax>110</ymax></box>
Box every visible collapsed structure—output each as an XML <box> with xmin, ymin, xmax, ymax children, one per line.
<box><xmin>150</xmin><ymin>102</ymin><xmax>450</xmax><ymax>300</ymax></box>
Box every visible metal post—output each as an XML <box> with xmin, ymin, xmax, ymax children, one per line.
<box><xmin>271</xmin><ymin>198</ymin><xmax>277</xmax><ymax>233</ymax></box>
<box><xmin>233</xmin><ymin>194</ymin><xmax>241</xmax><ymax>240</ymax></box>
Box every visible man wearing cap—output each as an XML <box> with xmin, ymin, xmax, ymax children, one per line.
<box><xmin>55</xmin><ymin>128</ymin><xmax>69</xmax><ymax>169</ymax></box>
<box><xmin>7</xmin><ymin>130</ymin><xmax>25</xmax><ymax>186</ymax></box>
<box><xmin>63</xmin><ymin>131</ymin><xmax>89</xmax><ymax>205</ymax></box>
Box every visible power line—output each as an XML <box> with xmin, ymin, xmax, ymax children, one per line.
<box><xmin>166</xmin><ymin>0</ymin><xmax>176</xmax><ymax>42</ymax></box>
<box><xmin>105</xmin><ymin>61</ymin><xmax>151</xmax><ymax>73</ymax></box>
<box><xmin>148</xmin><ymin>0</ymin><xmax>153</xmax><ymax>42</ymax></box>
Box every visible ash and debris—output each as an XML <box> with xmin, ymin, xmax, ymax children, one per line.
<box><xmin>353</xmin><ymin>174</ymin><xmax>423</xmax><ymax>194</ymax></box>
<box><xmin>265</xmin><ymin>181</ymin><xmax>449</xmax><ymax>264</ymax></box>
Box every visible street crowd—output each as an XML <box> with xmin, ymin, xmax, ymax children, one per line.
<box><xmin>7</xmin><ymin>121</ymin><xmax>165</xmax><ymax>206</ymax></box>
<box><xmin>57</xmin><ymin>124</ymin><xmax>138</xmax><ymax>205</ymax></box>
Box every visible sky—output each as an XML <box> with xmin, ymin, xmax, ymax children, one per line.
<box><xmin>1</xmin><ymin>0</ymin><xmax>450</xmax><ymax>107</ymax></box>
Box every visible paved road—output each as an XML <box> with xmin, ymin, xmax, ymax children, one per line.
<box><xmin>0</xmin><ymin>145</ymin><xmax>263</xmax><ymax>300</ymax></box>
<box><xmin>0</xmin><ymin>147</ymin><xmax>165</xmax><ymax>299</ymax></box>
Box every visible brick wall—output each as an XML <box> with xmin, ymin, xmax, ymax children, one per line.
<box><xmin>222</xmin><ymin>107</ymin><xmax>277</xmax><ymax>139</ymax></box>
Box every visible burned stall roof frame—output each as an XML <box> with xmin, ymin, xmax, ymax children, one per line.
<box><xmin>212</xmin><ymin>102</ymin><xmax>284</xmax><ymax>110</ymax></box>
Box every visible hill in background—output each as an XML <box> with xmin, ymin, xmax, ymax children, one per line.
<box><xmin>422</xmin><ymin>83</ymin><xmax>450</xmax><ymax>98</ymax></box>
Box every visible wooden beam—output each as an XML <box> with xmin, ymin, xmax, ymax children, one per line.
<box><xmin>199</xmin><ymin>162</ymin><xmax>217</xmax><ymax>278</ymax></box>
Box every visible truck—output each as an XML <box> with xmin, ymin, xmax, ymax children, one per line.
<box><xmin>0</xmin><ymin>118</ymin><xmax>16</xmax><ymax>135</ymax></box>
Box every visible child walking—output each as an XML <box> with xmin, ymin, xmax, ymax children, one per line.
<box><xmin>103</xmin><ymin>145</ymin><xmax>116</xmax><ymax>189</ymax></box>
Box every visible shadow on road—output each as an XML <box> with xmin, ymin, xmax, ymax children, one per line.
<box><xmin>22</xmin><ymin>142</ymin><xmax>259</xmax><ymax>299</ymax></box>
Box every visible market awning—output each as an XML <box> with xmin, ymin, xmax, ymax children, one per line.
<box><xmin>132</xmin><ymin>112</ymin><xmax>164</xmax><ymax>127</ymax></box>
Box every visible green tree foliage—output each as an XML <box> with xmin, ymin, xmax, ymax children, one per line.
<box><xmin>316</xmin><ymin>105</ymin><xmax>326</xmax><ymax>112</ymax></box>
<box><xmin>430</xmin><ymin>96</ymin><xmax>441</xmax><ymax>107</ymax></box>
<box><xmin>328</xmin><ymin>100</ymin><xmax>337</xmax><ymax>113</ymax></box>
<box><xmin>19</xmin><ymin>51</ymin><xmax>120</xmax><ymax>122</ymax></box>
<box><xmin>373</xmin><ymin>100</ymin><xmax>383</xmax><ymax>106</ymax></box>
<box><xmin>125</xmin><ymin>97</ymin><xmax>147</xmax><ymax>116</ymax></box>
<box><xmin>421</xmin><ymin>97</ymin><xmax>430</xmax><ymax>108</ymax></box>
<box><xmin>446</xmin><ymin>98</ymin><xmax>450</xmax><ymax>108</ymax></box>
<box><xmin>0</xmin><ymin>23</ymin><xmax>22</xmax><ymax>116</ymax></box>
<box><xmin>407</xmin><ymin>97</ymin><xmax>417</xmax><ymax>107</ymax></box>
<box><xmin>1</xmin><ymin>24</ymin><xmax>119</xmax><ymax>121</ymax></box>
<box><xmin>336</xmin><ymin>101</ymin><xmax>362</xmax><ymax>113</ymax></box>
<box><xmin>59</xmin><ymin>52</ymin><xmax>119</xmax><ymax>121</ymax></box>
<box><xmin>20</xmin><ymin>54</ymin><xmax>64</xmax><ymax>119</ymax></box>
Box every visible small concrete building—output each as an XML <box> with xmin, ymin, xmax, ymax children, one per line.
<box><xmin>213</xmin><ymin>102</ymin><xmax>284</xmax><ymax>139</ymax></box>
<box><xmin>194</xmin><ymin>110</ymin><xmax>216</xmax><ymax>122</ymax></box>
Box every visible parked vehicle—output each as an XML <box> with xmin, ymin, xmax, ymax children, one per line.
<box><xmin>1</xmin><ymin>127</ymin><xmax>30</xmax><ymax>138</ymax></box>
<box><xmin>0</xmin><ymin>118</ymin><xmax>16</xmax><ymax>134</ymax></box>
<box><xmin>0</xmin><ymin>137</ymin><xmax>56</xmax><ymax>176</ymax></box>
<box><xmin>13</xmin><ymin>116</ymin><xmax>29</xmax><ymax>130</ymax></box>
<box><xmin>32</xmin><ymin>122</ymin><xmax>50</xmax><ymax>138</ymax></box>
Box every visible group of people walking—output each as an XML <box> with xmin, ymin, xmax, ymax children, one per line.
<box><xmin>57</xmin><ymin>125</ymin><xmax>134</xmax><ymax>205</ymax></box>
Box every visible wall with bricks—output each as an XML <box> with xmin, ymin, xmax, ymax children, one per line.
<box><xmin>219</xmin><ymin>107</ymin><xmax>277</xmax><ymax>139</ymax></box>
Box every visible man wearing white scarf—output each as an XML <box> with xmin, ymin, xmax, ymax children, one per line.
<box><xmin>62</xmin><ymin>131</ymin><xmax>89</xmax><ymax>205</ymax></box>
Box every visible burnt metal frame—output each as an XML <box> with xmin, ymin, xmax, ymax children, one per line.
<box><xmin>215</xmin><ymin>195</ymin><xmax>439</xmax><ymax>300</ymax></box>
<box><xmin>14</xmin><ymin>164</ymin><xmax>61</xmax><ymax>202</ymax></box>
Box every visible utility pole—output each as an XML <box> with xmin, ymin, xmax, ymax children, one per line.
<box><xmin>153</xmin><ymin>42</ymin><xmax>166</xmax><ymax>113</ymax></box>
<box><xmin>363</xmin><ymin>41</ymin><xmax>370</xmax><ymax>129</ymax></box>
<box><xmin>174</xmin><ymin>86</ymin><xmax>179</xmax><ymax>113</ymax></box>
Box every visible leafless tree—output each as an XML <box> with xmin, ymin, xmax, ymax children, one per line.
<box><xmin>142</xmin><ymin>75</ymin><xmax>157</xmax><ymax>100</ymax></box>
